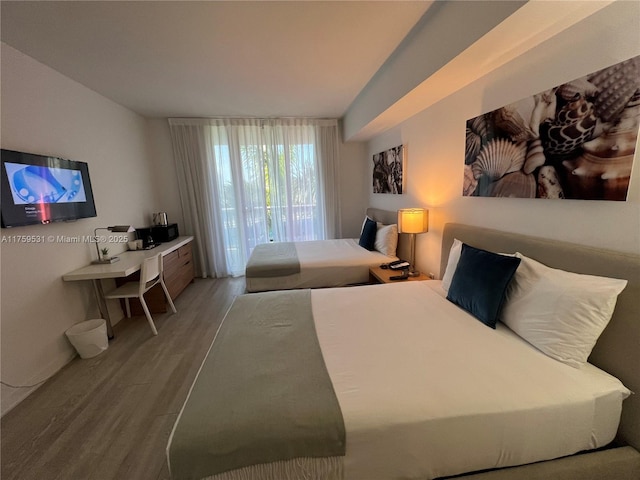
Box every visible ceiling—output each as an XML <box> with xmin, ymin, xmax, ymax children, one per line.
<box><xmin>0</xmin><ymin>1</ymin><xmax>431</xmax><ymax>119</ymax></box>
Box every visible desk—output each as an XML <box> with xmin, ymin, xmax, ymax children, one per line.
<box><xmin>63</xmin><ymin>236</ymin><xmax>194</xmax><ymax>338</ymax></box>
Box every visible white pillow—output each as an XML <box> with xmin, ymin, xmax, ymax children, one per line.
<box><xmin>374</xmin><ymin>223</ymin><xmax>398</xmax><ymax>256</ymax></box>
<box><xmin>441</xmin><ymin>238</ymin><xmax>462</xmax><ymax>292</ymax></box>
<box><xmin>501</xmin><ymin>253</ymin><xmax>627</xmax><ymax>368</ymax></box>
<box><xmin>360</xmin><ymin>216</ymin><xmax>373</xmax><ymax>234</ymax></box>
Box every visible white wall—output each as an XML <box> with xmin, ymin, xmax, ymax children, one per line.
<box><xmin>0</xmin><ymin>44</ymin><xmax>159</xmax><ymax>414</ymax></box>
<box><xmin>145</xmin><ymin>118</ymin><xmax>184</xmax><ymax>229</ymax></box>
<box><xmin>365</xmin><ymin>1</ymin><xmax>640</xmax><ymax>279</ymax></box>
<box><xmin>338</xmin><ymin>136</ymin><xmax>369</xmax><ymax>238</ymax></box>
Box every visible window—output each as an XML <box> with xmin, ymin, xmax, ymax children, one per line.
<box><xmin>169</xmin><ymin>118</ymin><xmax>339</xmax><ymax>277</ymax></box>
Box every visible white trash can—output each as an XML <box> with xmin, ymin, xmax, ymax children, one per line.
<box><xmin>65</xmin><ymin>319</ymin><xmax>108</xmax><ymax>359</ymax></box>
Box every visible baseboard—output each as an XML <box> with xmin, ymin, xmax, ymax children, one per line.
<box><xmin>1</xmin><ymin>350</ymin><xmax>76</xmax><ymax>417</ymax></box>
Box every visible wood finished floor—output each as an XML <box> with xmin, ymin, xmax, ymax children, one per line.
<box><xmin>1</xmin><ymin>277</ymin><xmax>246</xmax><ymax>480</ymax></box>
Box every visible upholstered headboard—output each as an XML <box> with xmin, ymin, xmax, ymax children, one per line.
<box><xmin>440</xmin><ymin>223</ymin><xmax>640</xmax><ymax>451</ymax></box>
<box><xmin>365</xmin><ymin>208</ymin><xmax>411</xmax><ymax>261</ymax></box>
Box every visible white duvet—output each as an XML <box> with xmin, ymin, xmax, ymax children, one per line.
<box><xmin>245</xmin><ymin>238</ymin><xmax>394</xmax><ymax>292</ymax></box>
<box><xmin>312</xmin><ymin>281</ymin><xmax>629</xmax><ymax>479</ymax></box>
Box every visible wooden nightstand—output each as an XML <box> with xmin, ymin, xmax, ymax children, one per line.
<box><xmin>369</xmin><ymin>265</ymin><xmax>429</xmax><ymax>284</ymax></box>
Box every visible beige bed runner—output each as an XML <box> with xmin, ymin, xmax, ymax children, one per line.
<box><xmin>167</xmin><ymin>289</ymin><xmax>345</xmax><ymax>479</ymax></box>
<box><xmin>245</xmin><ymin>242</ymin><xmax>301</xmax><ymax>278</ymax></box>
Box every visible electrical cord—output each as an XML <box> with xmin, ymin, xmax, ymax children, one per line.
<box><xmin>1</xmin><ymin>378</ymin><xmax>48</xmax><ymax>389</ymax></box>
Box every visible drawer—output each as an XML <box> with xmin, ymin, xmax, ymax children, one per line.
<box><xmin>165</xmin><ymin>257</ymin><xmax>192</xmax><ymax>281</ymax></box>
<box><xmin>164</xmin><ymin>243</ymin><xmax>192</xmax><ymax>271</ymax></box>
<box><xmin>166</xmin><ymin>269</ymin><xmax>194</xmax><ymax>298</ymax></box>
<box><xmin>180</xmin><ymin>256</ymin><xmax>195</xmax><ymax>281</ymax></box>
<box><xmin>178</xmin><ymin>243</ymin><xmax>192</xmax><ymax>258</ymax></box>
<box><xmin>163</xmin><ymin>249</ymin><xmax>180</xmax><ymax>271</ymax></box>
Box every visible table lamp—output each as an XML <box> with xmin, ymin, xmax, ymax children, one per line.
<box><xmin>398</xmin><ymin>208</ymin><xmax>429</xmax><ymax>277</ymax></box>
<box><xmin>92</xmin><ymin>225</ymin><xmax>135</xmax><ymax>264</ymax></box>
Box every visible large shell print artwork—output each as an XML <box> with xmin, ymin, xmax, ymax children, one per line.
<box><xmin>463</xmin><ymin>54</ymin><xmax>639</xmax><ymax>201</ymax></box>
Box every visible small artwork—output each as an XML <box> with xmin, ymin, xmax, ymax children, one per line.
<box><xmin>464</xmin><ymin>55</ymin><xmax>640</xmax><ymax>201</ymax></box>
<box><xmin>373</xmin><ymin>145</ymin><xmax>404</xmax><ymax>194</ymax></box>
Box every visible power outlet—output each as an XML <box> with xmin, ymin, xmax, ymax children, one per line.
<box><xmin>428</xmin><ymin>272</ymin><xmax>435</xmax><ymax>279</ymax></box>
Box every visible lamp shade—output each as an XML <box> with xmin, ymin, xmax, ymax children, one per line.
<box><xmin>398</xmin><ymin>208</ymin><xmax>428</xmax><ymax>234</ymax></box>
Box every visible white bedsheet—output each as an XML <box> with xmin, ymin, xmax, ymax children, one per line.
<box><xmin>312</xmin><ymin>281</ymin><xmax>630</xmax><ymax>480</ymax></box>
<box><xmin>245</xmin><ymin>238</ymin><xmax>394</xmax><ymax>292</ymax></box>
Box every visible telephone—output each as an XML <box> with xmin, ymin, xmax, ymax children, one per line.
<box><xmin>380</xmin><ymin>259</ymin><xmax>411</xmax><ymax>270</ymax></box>
<box><xmin>389</xmin><ymin>260</ymin><xmax>410</xmax><ymax>270</ymax></box>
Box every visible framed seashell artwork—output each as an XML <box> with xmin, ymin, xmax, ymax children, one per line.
<box><xmin>464</xmin><ymin>55</ymin><xmax>640</xmax><ymax>201</ymax></box>
<box><xmin>373</xmin><ymin>144</ymin><xmax>405</xmax><ymax>194</ymax></box>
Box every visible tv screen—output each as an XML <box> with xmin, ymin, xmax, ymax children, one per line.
<box><xmin>1</xmin><ymin>149</ymin><xmax>97</xmax><ymax>228</ymax></box>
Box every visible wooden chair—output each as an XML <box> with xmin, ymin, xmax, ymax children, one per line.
<box><xmin>104</xmin><ymin>253</ymin><xmax>177</xmax><ymax>335</ymax></box>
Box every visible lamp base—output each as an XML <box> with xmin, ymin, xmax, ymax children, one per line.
<box><xmin>91</xmin><ymin>256</ymin><xmax>120</xmax><ymax>265</ymax></box>
<box><xmin>407</xmin><ymin>268</ymin><xmax>421</xmax><ymax>277</ymax></box>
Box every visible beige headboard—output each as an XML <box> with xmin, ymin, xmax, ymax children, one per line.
<box><xmin>440</xmin><ymin>222</ymin><xmax>640</xmax><ymax>451</ymax></box>
<box><xmin>365</xmin><ymin>207</ymin><xmax>411</xmax><ymax>261</ymax></box>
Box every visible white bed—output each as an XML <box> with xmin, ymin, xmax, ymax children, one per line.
<box><xmin>245</xmin><ymin>208</ymin><xmax>404</xmax><ymax>293</ymax></box>
<box><xmin>312</xmin><ymin>281</ymin><xmax>627</xmax><ymax>479</ymax></box>
<box><xmin>245</xmin><ymin>238</ymin><xmax>395</xmax><ymax>292</ymax></box>
<box><xmin>168</xmin><ymin>223</ymin><xmax>640</xmax><ymax>480</ymax></box>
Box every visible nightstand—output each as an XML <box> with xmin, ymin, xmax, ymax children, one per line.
<box><xmin>369</xmin><ymin>265</ymin><xmax>429</xmax><ymax>284</ymax></box>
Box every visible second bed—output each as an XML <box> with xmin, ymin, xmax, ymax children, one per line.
<box><xmin>245</xmin><ymin>208</ymin><xmax>404</xmax><ymax>292</ymax></box>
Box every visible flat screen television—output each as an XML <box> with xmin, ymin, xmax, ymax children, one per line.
<box><xmin>1</xmin><ymin>149</ymin><xmax>97</xmax><ymax>228</ymax></box>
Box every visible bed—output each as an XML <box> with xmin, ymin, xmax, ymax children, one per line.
<box><xmin>244</xmin><ymin>208</ymin><xmax>408</xmax><ymax>292</ymax></box>
<box><xmin>167</xmin><ymin>223</ymin><xmax>640</xmax><ymax>480</ymax></box>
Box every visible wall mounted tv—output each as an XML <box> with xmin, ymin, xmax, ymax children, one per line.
<box><xmin>1</xmin><ymin>149</ymin><xmax>97</xmax><ymax>228</ymax></box>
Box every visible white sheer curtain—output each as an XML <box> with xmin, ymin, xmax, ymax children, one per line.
<box><xmin>169</xmin><ymin>118</ymin><xmax>340</xmax><ymax>277</ymax></box>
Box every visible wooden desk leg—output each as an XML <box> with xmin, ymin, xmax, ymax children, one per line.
<box><xmin>92</xmin><ymin>279</ymin><xmax>114</xmax><ymax>340</ymax></box>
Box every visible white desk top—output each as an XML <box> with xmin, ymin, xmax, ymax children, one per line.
<box><xmin>63</xmin><ymin>236</ymin><xmax>194</xmax><ymax>281</ymax></box>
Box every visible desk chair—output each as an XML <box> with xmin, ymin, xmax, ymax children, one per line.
<box><xmin>104</xmin><ymin>253</ymin><xmax>177</xmax><ymax>335</ymax></box>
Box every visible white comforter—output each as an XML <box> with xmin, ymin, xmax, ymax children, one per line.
<box><xmin>312</xmin><ymin>281</ymin><xmax>629</xmax><ymax>479</ymax></box>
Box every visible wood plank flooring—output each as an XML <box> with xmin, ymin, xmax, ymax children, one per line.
<box><xmin>1</xmin><ymin>277</ymin><xmax>246</xmax><ymax>480</ymax></box>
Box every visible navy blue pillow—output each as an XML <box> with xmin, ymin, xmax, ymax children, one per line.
<box><xmin>358</xmin><ymin>217</ymin><xmax>377</xmax><ymax>251</ymax></box>
<box><xmin>446</xmin><ymin>243</ymin><xmax>521</xmax><ymax>328</ymax></box>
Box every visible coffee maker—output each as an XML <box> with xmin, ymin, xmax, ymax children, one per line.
<box><xmin>135</xmin><ymin>227</ymin><xmax>156</xmax><ymax>248</ymax></box>
<box><xmin>136</xmin><ymin>212</ymin><xmax>179</xmax><ymax>248</ymax></box>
